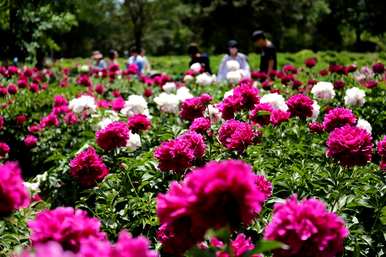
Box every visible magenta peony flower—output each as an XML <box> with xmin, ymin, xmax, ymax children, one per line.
<box><xmin>249</xmin><ymin>103</ymin><xmax>273</xmax><ymax>125</ymax></box>
<box><xmin>189</xmin><ymin>117</ymin><xmax>211</xmax><ymax>135</ymax></box>
<box><xmin>286</xmin><ymin>94</ymin><xmax>313</xmax><ymax>119</ymax></box>
<box><xmin>76</xmin><ymin>74</ymin><xmax>92</xmax><ymax>87</ymax></box>
<box><xmin>28</xmin><ymin>207</ymin><xmax>106</xmax><ymax>252</ymax></box>
<box><xmin>218</xmin><ymin>95</ymin><xmax>242</xmax><ymax>120</ymax></box>
<box><xmin>17</xmin><ymin>79</ymin><xmax>28</xmax><ymax>89</ymax></box>
<box><xmin>111</xmin><ymin>97</ymin><xmax>125</xmax><ymax>112</ymax></box>
<box><xmin>0</xmin><ymin>141</ymin><xmax>10</xmax><ymax>156</ymax></box>
<box><xmin>264</xmin><ymin>195</ymin><xmax>348</xmax><ymax>257</ymax></box>
<box><xmin>77</xmin><ymin>238</ymin><xmax>111</xmax><ymax>257</ymax></box>
<box><xmin>69</xmin><ymin>147</ymin><xmax>109</xmax><ymax>187</ymax></box>
<box><xmin>230</xmin><ymin>233</ymin><xmax>262</xmax><ymax>257</ymax></box>
<box><xmin>143</xmin><ymin>87</ymin><xmax>153</xmax><ymax>97</ymax></box>
<box><xmin>29</xmin><ymin>83</ymin><xmax>39</xmax><ymax>93</ymax></box>
<box><xmin>154</xmin><ymin>131</ymin><xmax>205</xmax><ymax>173</ymax></box>
<box><xmin>24</xmin><ymin>135</ymin><xmax>38</xmax><ymax>148</ymax></box>
<box><xmin>54</xmin><ymin>96</ymin><xmax>69</xmax><ymax>107</ymax></box>
<box><xmin>95</xmin><ymin>84</ymin><xmax>105</xmax><ymax>95</ymax></box>
<box><xmin>270</xmin><ymin>109</ymin><xmax>290</xmax><ymax>126</ymax></box>
<box><xmin>16</xmin><ymin>242</ymin><xmax>76</xmax><ymax>257</ymax></box>
<box><xmin>218</xmin><ymin>119</ymin><xmax>256</xmax><ymax>152</ymax></box>
<box><xmin>333</xmin><ymin>80</ymin><xmax>345</xmax><ymax>90</ymax></box>
<box><xmin>256</xmin><ymin>175</ymin><xmax>272</xmax><ymax>201</ymax></box>
<box><xmin>40</xmin><ymin>113</ymin><xmax>60</xmax><ymax>128</ymax></box>
<box><xmin>323</xmin><ymin>107</ymin><xmax>357</xmax><ymax>132</ymax></box>
<box><xmin>127</xmin><ymin>114</ymin><xmax>151</xmax><ymax>133</ymax></box>
<box><xmin>372</xmin><ymin>62</ymin><xmax>384</xmax><ymax>74</ymax></box>
<box><xmin>64</xmin><ymin>112</ymin><xmax>78</xmax><ymax>125</ymax></box>
<box><xmin>305</xmin><ymin>57</ymin><xmax>317</xmax><ymax>68</ymax></box>
<box><xmin>364</xmin><ymin>80</ymin><xmax>378</xmax><ymax>89</ymax></box>
<box><xmin>156</xmin><ymin>160</ymin><xmax>268</xmax><ymax>256</ymax></box>
<box><xmin>96</xmin><ymin>121</ymin><xmax>129</xmax><ymax>151</ymax></box>
<box><xmin>377</xmin><ymin>136</ymin><xmax>386</xmax><ymax>158</ymax></box>
<box><xmin>0</xmin><ymin>162</ymin><xmax>30</xmax><ymax>215</ymax></box>
<box><xmin>111</xmin><ymin>230</ymin><xmax>158</xmax><ymax>257</ymax></box>
<box><xmin>180</xmin><ymin>93</ymin><xmax>212</xmax><ymax>121</ymax></box>
<box><xmin>7</xmin><ymin>83</ymin><xmax>18</xmax><ymax>94</ymax></box>
<box><xmin>232</xmin><ymin>82</ymin><xmax>260</xmax><ymax>110</ymax></box>
<box><xmin>326</xmin><ymin>125</ymin><xmax>373</xmax><ymax>166</ymax></box>
<box><xmin>308</xmin><ymin>122</ymin><xmax>324</xmax><ymax>134</ymax></box>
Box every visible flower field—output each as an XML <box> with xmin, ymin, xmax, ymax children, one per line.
<box><xmin>0</xmin><ymin>52</ymin><xmax>385</xmax><ymax>257</ymax></box>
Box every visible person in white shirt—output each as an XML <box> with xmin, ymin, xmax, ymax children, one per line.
<box><xmin>127</xmin><ymin>47</ymin><xmax>145</xmax><ymax>74</ymax></box>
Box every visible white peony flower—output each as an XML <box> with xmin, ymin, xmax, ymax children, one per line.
<box><xmin>120</xmin><ymin>95</ymin><xmax>150</xmax><ymax>117</ymax></box>
<box><xmin>154</xmin><ymin>92</ymin><xmax>181</xmax><ymax>113</ymax></box>
<box><xmin>196</xmin><ymin>73</ymin><xmax>215</xmax><ymax>86</ymax></box>
<box><xmin>311</xmin><ymin>101</ymin><xmax>320</xmax><ymax>120</ymax></box>
<box><xmin>190</xmin><ymin>63</ymin><xmax>202</xmax><ymax>73</ymax></box>
<box><xmin>226</xmin><ymin>70</ymin><xmax>242</xmax><ymax>83</ymax></box>
<box><xmin>126</xmin><ymin>131</ymin><xmax>141</xmax><ymax>152</ymax></box>
<box><xmin>183</xmin><ymin>75</ymin><xmax>194</xmax><ymax>83</ymax></box>
<box><xmin>163</xmin><ymin>82</ymin><xmax>177</xmax><ymax>93</ymax></box>
<box><xmin>226</xmin><ymin>60</ymin><xmax>240</xmax><ymax>71</ymax></box>
<box><xmin>79</xmin><ymin>65</ymin><xmax>90</xmax><ymax>73</ymax></box>
<box><xmin>207</xmin><ymin>104</ymin><xmax>221</xmax><ymax>123</ymax></box>
<box><xmin>69</xmin><ymin>95</ymin><xmax>97</xmax><ymax>114</ymax></box>
<box><xmin>260</xmin><ymin>93</ymin><xmax>288</xmax><ymax>111</ymax></box>
<box><xmin>344</xmin><ymin>87</ymin><xmax>366</xmax><ymax>107</ymax></box>
<box><xmin>357</xmin><ymin>118</ymin><xmax>372</xmax><ymax>134</ymax></box>
<box><xmin>176</xmin><ymin>87</ymin><xmax>194</xmax><ymax>102</ymax></box>
<box><xmin>311</xmin><ymin>81</ymin><xmax>336</xmax><ymax>100</ymax></box>
<box><xmin>97</xmin><ymin>117</ymin><xmax>116</xmax><ymax>130</ymax></box>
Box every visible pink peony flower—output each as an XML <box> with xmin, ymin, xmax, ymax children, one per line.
<box><xmin>64</xmin><ymin>112</ymin><xmax>78</xmax><ymax>125</ymax></box>
<box><xmin>154</xmin><ymin>131</ymin><xmax>206</xmax><ymax>173</ymax></box>
<box><xmin>24</xmin><ymin>135</ymin><xmax>38</xmax><ymax>148</ymax></box>
<box><xmin>29</xmin><ymin>83</ymin><xmax>39</xmax><ymax>93</ymax></box>
<box><xmin>16</xmin><ymin>242</ymin><xmax>76</xmax><ymax>257</ymax></box>
<box><xmin>230</xmin><ymin>233</ymin><xmax>261</xmax><ymax>257</ymax></box>
<box><xmin>218</xmin><ymin>119</ymin><xmax>256</xmax><ymax>152</ymax></box>
<box><xmin>53</xmin><ymin>95</ymin><xmax>68</xmax><ymax>107</ymax></box>
<box><xmin>0</xmin><ymin>141</ymin><xmax>10</xmax><ymax>156</ymax></box>
<box><xmin>256</xmin><ymin>175</ymin><xmax>272</xmax><ymax>201</ymax></box>
<box><xmin>249</xmin><ymin>103</ymin><xmax>273</xmax><ymax>126</ymax></box>
<box><xmin>96</xmin><ymin>121</ymin><xmax>129</xmax><ymax>151</ymax></box>
<box><xmin>0</xmin><ymin>162</ymin><xmax>30</xmax><ymax>215</ymax></box>
<box><xmin>40</xmin><ymin>113</ymin><xmax>60</xmax><ymax>128</ymax></box>
<box><xmin>286</xmin><ymin>94</ymin><xmax>313</xmax><ymax>119</ymax></box>
<box><xmin>76</xmin><ymin>74</ymin><xmax>92</xmax><ymax>87</ymax></box>
<box><xmin>77</xmin><ymin>238</ymin><xmax>111</xmax><ymax>257</ymax></box>
<box><xmin>364</xmin><ymin>80</ymin><xmax>377</xmax><ymax>89</ymax></box>
<box><xmin>143</xmin><ymin>87</ymin><xmax>153</xmax><ymax>97</ymax></box>
<box><xmin>69</xmin><ymin>147</ymin><xmax>109</xmax><ymax>187</ymax></box>
<box><xmin>233</xmin><ymin>82</ymin><xmax>260</xmax><ymax>110</ymax></box>
<box><xmin>180</xmin><ymin>93</ymin><xmax>212</xmax><ymax>121</ymax></box>
<box><xmin>7</xmin><ymin>83</ymin><xmax>18</xmax><ymax>94</ymax></box>
<box><xmin>111</xmin><ymin>230</ymin><xmax>158</xmax><ymax>257</ymax></box>
<box><xmin>95</xmin><ymin>84</ymin><xmax>105</xmax><ymax>95</ymax></box>
<box><xmin>270</xmin><ymin>109</ymin><xmax>291</xmax><ymax>126</ymax></box>
<box><xmin>218</xmin><ymin>95</ymin><xmax>242</xmax><ymax>120</ymax></box>
<box><xmin>127</xmin><ymin>114</ymin><xmax>151</xmax><ymax>133</ymax></box>
<box><xmin>264</xmin><ymin>195</ymin><xmax>349</xmax><ymax>257</ymax></box>
<box><xmin>323</xmin><ymin>107</ymin><xmax>357</xmax><ymax>132</ymax></box>
<box><xmin>111</xmin><ymin>97</ymin><xmax>125</xmax><ymax>112</ymax></box>
<box><xmin>326</xmin><ymin>125</ymin><xmax>373</xmax><ymax>166</ymax></box>
<box><xmin>28</xmin><ymin>207</ymin><xmax>106</xmax><ymax>252</ymax></box>
<box><xmin>308</xmin><ymin>122</ymin><xmax>324</xmax><ymax>134</ymax></box>
<box><xmin>305</xmin><ymin>57</ymin><xmax>317</xmax><ymax>68</ymax></box>
<box><xmin>157</xmin><ymin>160</ymin><xmax>268</xmax><ymax>256</ymax></box>
<box><xmin>377</xmin><ymin>136</ymin><xmax>386</xmax><ymax>158</ymax></box>
<box><xmin>372</xmin><ymin>62</ymin><xmax>384</xmax><ymax>74</ymax></box>
<box><xmin>189</xmin><ymin>117</ymin><xmax>211</xmax><ymax>135</ymax></box>
<box><xmin>17</xmin><ymin>79</ymin><xmax>28</xmax><ymax>89</ymax></box>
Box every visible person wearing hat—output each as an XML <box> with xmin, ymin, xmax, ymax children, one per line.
<box><xmin>252</xmin><ymin>30</ymin><xmax>277</xmax><ymax>73</ymax></box>
<box><xmin>188</xmin><ymin>43</ymin><xmax>212</xmax><ymax>74</ymax></box>
<box><xmin>92</xmin><ymin>51</ymin><xmax>107</xmax><ymax>69</ymax></box>
<box><xmin>217</xmin><ymin>40</ymin><xmax>250</xmax><ymax>82</ymax></box>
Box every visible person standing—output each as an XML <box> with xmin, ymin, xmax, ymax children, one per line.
<box><xmin>217</xmin><ymin>40</ymin><xmax>250</xmax><ymax>82</ymax></box>
<box><xmin>188</xmin><ymin>43</ymin><xmax>212</xmax><ymax>74</ymax></box>
<box><xmin>127</xmin><ymin>47</ymin><xmax>144</xmax><ymax>74</ymax></box>
<box><xmin>252</xmin><ymin>30</ymin><xmax>277</xmax><ymax>73</ymax></box>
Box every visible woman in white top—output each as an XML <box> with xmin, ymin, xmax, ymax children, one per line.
<box><xmin>217</xmin><ymin>40</ymin><xmax>251</xmax><ymax>82</ymax></box>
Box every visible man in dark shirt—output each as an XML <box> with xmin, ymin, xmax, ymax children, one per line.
<box><xmin>188</xmin><ymin>43</ymin><xmax>212</xmax><ymax>74</ymax></box>
<box><xmin>252</xmin><ymin>30</ymin><xmax>277</xmax><ymax>73</ymax></box>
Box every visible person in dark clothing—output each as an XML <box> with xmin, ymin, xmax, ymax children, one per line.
<box><xmin>188</xmin><ymin>43</ymin><xmax>212</xmax><ymax>74</ymax></box>
<box><xmin>252</xmin><ymin>30</ymin><xmax>277</xmax><ymax>73</ymax></box>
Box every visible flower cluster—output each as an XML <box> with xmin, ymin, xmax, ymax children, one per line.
<box><xmin>326</xmin><ymin>125</ymin><xmax>373</xmax><ymax>166</ymax></box>
<box><xmin>157</xmin><ymin>160</ymin><xmax>270</xmax><ymax>256</ymax></box>
<box><xmin>323</xmin><ymin>107</ymin><xmax>357</xmax><ymax>132</ymax></box>
<box><xmin>69</xmin><ymin>147</ymin><xmax>109</xmax><ymax>187</ymax></box>
<box><xmin>264</xmin><ymin>195</ymin><xmax>349</xmax><ymax>257</ymax></box>
<box><xmin>0</xmin><ymin>162</ymin><xmax>30</xmax><ymax>215</ymax></box>
<box><xmin>154</xmin><ymin>131</ymin><xmax>206</xmax><ymax>173</ymax></box>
